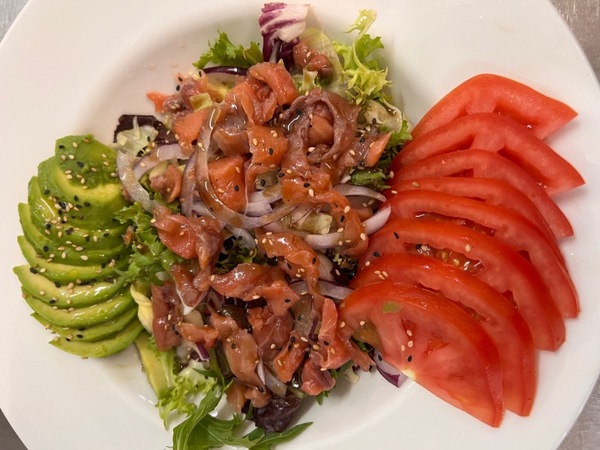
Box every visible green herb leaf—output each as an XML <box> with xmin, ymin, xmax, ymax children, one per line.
<box><xmin>194</xmin><ymin>32</ymin><xmax>263</xmax><ymax>69</ymax></box>
<box><xmin>172</xmin><ymin>384</ymin><xmax>311</xmax><ymax>450</ymax></box>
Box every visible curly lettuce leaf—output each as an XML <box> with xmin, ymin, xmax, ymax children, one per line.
<box><xmin>194</xmin><ymin>32</ymin><xmax>263</xmax><ymax>69</ymax></box>
<box><xmin>332</xmin><ymin>10</ymin><xmax>390</xmax><ymax>105</ymax></box>
<box><xmin>158</xmin><ymin>361</ymin><xmax>218</xmax><ymax>426</ymax></box>
<box><xmin>115</xmin><ymin>203</ymin><xmax>183</xmax><ymax>284</ymax></box>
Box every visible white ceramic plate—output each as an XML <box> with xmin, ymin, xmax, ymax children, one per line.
<box><xmin>1</xmin><ymin>0</ymin><xmax>599</xmax><ymax>449</ymax></box>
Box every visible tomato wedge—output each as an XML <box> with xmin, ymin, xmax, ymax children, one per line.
<box><xmin>411</xmin><ymin>73</ymin><xmax>577</xmax><ymax>140</ymax></box>
<box><xmin>392</xmin><ymin>113</ymin><xmax>584</xmax><ymax>195</ymax></box>
<box><xmin>384</xmin><ymin>190</ymin><xmax>578</xmax><ymax>318</ymax></box>
<box><xmin>351</xmin><ymin>252</ymin><xmax>536</xmax><ymax>416</ymax></box>
<box><xmin>387</xmin><ymin>177</ymin><xmax>559</xmax><ymax>256</ymax></box>
<box><xmin>339</xmin><ymin>281</ymin><xmax>504</xmax><ymax>427</ymax></box>
<box><xmin>361</xmin><ymin>218</ymin><xmax>565</xmax><ymax>351</ymax></box>
<box><xmin>391</xmin><ymin>149</ymin><xmax>574</xmax><ymax>239</ymax></box>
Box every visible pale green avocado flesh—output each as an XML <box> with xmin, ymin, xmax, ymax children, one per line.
<box><xmin>15</xmin><ymin>134</ymin><xmax>141</xmax><ymax>358</ymax></box>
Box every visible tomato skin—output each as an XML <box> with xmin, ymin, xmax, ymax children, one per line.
<box><xmin>392</xmin><ymin>113</ymin><xmax>584</xmax><ymax>195</ymax></box>
<box><xmin>410</xmin><ymin>73</ymin><xmax>577</xmax><ymax>140</ymax></box>
<box><xmin>339</xmin><ymin>281</ymin><xmax>504</xmax><ymax>427</ymax></box>
<box><xmin>387</xmin><ymin>176</ymin><xmax>559</xmax><ymax>258</ymax></box>
<box><xmin>351</xmin><ymin>252</ymin><xmax>536</xmax><ymax>416</ymax></box>
<box><xmin>384</xmin><ymin>189</ymin><xmax>578</xmax><ymax>318</ymax></box>
<box><xmin>361</xmin><ymin>218</ymin><xmax>565</xmax><ymax>351</ymax></box>
<box><xmin>392</xmin><ymin>149</ymin><xmax>574</xmax><ymax>239</ymax></box>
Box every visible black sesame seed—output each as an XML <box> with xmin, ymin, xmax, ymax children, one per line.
<box><xmin>257</xmin><ymin>386</ymin><xmax>265</xmax><ymax>393</ymax></box>
<box><xmin>373</xmin><ymin>251</ymin><xmax>381</xmax><ymax>257</ymax></box>
<box><xmin>84</xmin><ymin>202</ymin><xmax>91</xmax><ymax>207</ymax></box>
<box><xmin>29</xmin><ymin>267</ymin><xmax>38</xmax><ymax>274</ymax></box>
<box><xmin>234</xmin><ymin>185</ymin><xmax>239</xmax><ymax>192</ymax></box>
<box><xmin>393</xmin><ymin>232</ymin><xmax>400</xmax><ymax>240</ymax></box>
<box><xmin>231</xmin><ymin>342</ymin><xmax>237</xmax><ymax>349</ymax></box>
<box><xmin>76</xmin><ymin>334</ymin><xmax>84</xmax><ymax>339</ymax></box>
<box><xmin>290</xmin><ymin>336</ymin><xmax>296</xmax><ymax>343</ymax></box>
<box><xmin>44</xmin><ymin>189</ymin><xmax>50</xmax><ymax>195</ymax></box>
<box><xmin>340</xmin><ymin>215</ymin><xmax>345</xmax><ymax>223</ymax></box>
<box><xmin>73</xmin><ymin>195</ymin><xmax>79</xmax><ymax>201</ymax></box>
<box><xmin>303</xmin><ymin>182</ymin><xmax>310</xmax><ymax>188</ymax></box>
<box><xmin>54</xmin><ymin>282</ymin><xmax>61</xmax><ymax>288</ymax></box>
<box><xmin>407</xmin><ymin>355</ymin><xmax>413</xmax><ymax>362</ymax></box>
<box><xmin>43</xmin><ymin>245</ymin><xmax>49</xmax><ymax>252</ymax></box>
<box><xmin>284</xmin><ymin>298</ymin><xmax>291</xmax><ymax>303</ymax></box>
<box><xmin>77</xmin><ymin>161</ymin><xmax>84</xmax><ymax>168</ymax></box>
<box><xmin>268</xmin><ymin>147</ymin><xmax>274</xmax><ymax>155</ymax></box>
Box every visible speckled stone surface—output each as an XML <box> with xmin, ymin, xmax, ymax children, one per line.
<box><xmin>1</xmin><ymin>0</ymin><xmax>599</xmax><ymax>449</ymax></box>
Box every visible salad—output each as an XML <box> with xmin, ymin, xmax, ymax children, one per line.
<box><xmin>13</xmin><ymin>1</ymin><xmax>584</xmax><ymax>449</ymax></box>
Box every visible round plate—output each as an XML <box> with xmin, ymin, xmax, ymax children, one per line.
<box><xmin>1</xmin><ymin>1</ymin><xmax>599</xmax><ymax>449</ymax></box>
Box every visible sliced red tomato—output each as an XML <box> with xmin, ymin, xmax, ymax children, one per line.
<box><xmin>410</xmin><ymin>73</ymin><xmax>577</xmax><ymax>140</ymax></box>
<box><xmin>391</xmin><ymin>149</ymin><xmax>574</xmax><ymax>239</ymax></box>
<box><xmin>360</xmin><ymin>218</ymin><xmax>565</xmax><ymax>351</ymax></box>
<box><xmin>339</xmin><ymin>280</ymin><xmax>504</xmax><ymax>426</ymax></box>
<box><xmin>387</xmin><ymin>176</ymin><xmax>559</xmax><ymax>256</ymax></box>
<box><xmin>351</xmin><ymin>252</ymin><xmax>536</xmax><ymax>416</ymax></box>
<box><xmin>392</xmin><ymin>113</ymin><xmax>584</xmax><ymax>195</ymax></box>
<box><xmin>384</xmin><ymin>189</ymin><xmax>578</xmax><ymax>318</ymax></box>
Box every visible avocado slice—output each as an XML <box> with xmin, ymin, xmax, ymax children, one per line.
<box><xmin>49</xmin><ymin>318</ymin><xmax>144</xmax><ymax>358</ymax></box>
<box><xmin>134</xmin><ymin>331</ymin><xmax>174</xmax><ymax>397</ymax></box>
<box><xmin>14</xmin><ymin>264</ymin><xmax>128</xmax><ymax>308</ymax></box>
<box><xmin>17</xmin><ymin>236</ymin><xmax>127</xmax><ymax>284</ymax></box>
<box><xmin>27</xmin><ymin>176</ymin><xmax>127</xmax><ymax>249</ymax></box>
<box><xmin>19</xmin><ymin>203</ymin><xmax>128</xmax><ymax>266</ymax></box>
<box><xmin>53</xmin><ymin>135</ymin><xmax>120</xmax><ymax>188</ymax></box>
<box><xmin>22</xmin><ymin>289</ymin><xmax>135</xmax><ymax>328</ymax></box>
<box><xmin>32</xmin><ymin>306</ymin><xmax>139</xmax><ymax>343</ymax></box>
<box><xmin>36</xmin><ymin>158</ymin><xmax>127</xmax><ymax>229</ymax></box>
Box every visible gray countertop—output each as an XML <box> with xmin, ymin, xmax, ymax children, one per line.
<box><xmin>1</xmin><ymin>0</ymin><xmax>599</xmax><ymax>449</ymax></box>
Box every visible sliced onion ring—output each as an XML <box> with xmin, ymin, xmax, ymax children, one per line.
<box><xmin>116</xmin><ymin>150</ymin><xmax>158</xmax><ymax>212</ymax></box>
<box><xmin>290</xmin><ymin>279</ymin><xmax>353</xmax><ymax>300</ymax></box>
<box><xmin>334</xmin><ymin>184</ymin><xmax>387</xmax><ymax>203</ymax></box>
<box><xmin>373</xmin><ymin>349</ymin><xmax>408</xmax><ymax>388</ymax></box>
<box><xmin>132</xmin><ymin>143</ymin><xmax>186</xmax><ymax>179</ymax></box>
<box><xmin>363</xmin><ymin>206</ymin><xmax>391</xmax><ymax>235</ymax></box>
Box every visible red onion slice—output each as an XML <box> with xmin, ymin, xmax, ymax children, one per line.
<box><xmin>363</xmin><ymin>205</ymin><xmax>391</xmax><ymax>235</ymax></box>
<box><xmin>334</xmin><ymin>184</ymin><xmax>387</xmax><ymax>203</ymax></box>
<box><xmin>116</xmin><ymin>150</ymin><xmax>158</xmax><ymax>212</ymax></box>
<box><xmin>290</xmin><ymin>279</ymin><xmax>353</xmax><ymax>300</ymax></box>
<box><xmin>303</xmin><ymin>231</ymin><xmax>343</xmax><ymax>250</ymax></box>
<box><xmin>132</xmin><ymin>143</ymin><xmax>186</xmax><ymax>180</ymax></box>
<box><xmin>373</xmin><ymin>349</ymin><xmax>408</xmax><ymax>388</ymax></box>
